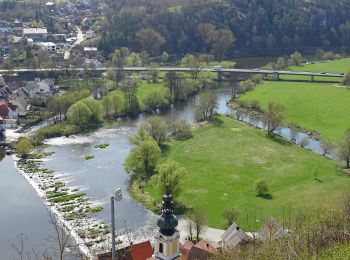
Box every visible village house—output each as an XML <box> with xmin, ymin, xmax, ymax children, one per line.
<box><xmin>39</xmin><ymin>42</ymin><xmax>57</xmax><ymax>52</ymax></box>
<box><xmin>85</xmin><ymin>30</ymin><xmax>95</xmax><ymax>39</ymax></box>
<box><xmin>259</xmin><ymin>217</ymin><xmax>286</xmax><ymax>242</ymax></box>
<box><xmin>22</xmin><ymin>28</ymin><xmax>48</xmax><ymax>41</ymax></box>
<box><xmin>0</xmin><ymin>100</ymin><xmax>19</xmax><ymax>119</ymax></box>
<box><xmin>221</xmin><ymin>223</ymin><xmax>251</xmax><ymax>250</ymax></box>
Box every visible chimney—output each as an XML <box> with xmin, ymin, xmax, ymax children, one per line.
<box><xmin>236</xmin><ymin>226</ymin><xmax>240</xmax><ymax>231</ymax></box>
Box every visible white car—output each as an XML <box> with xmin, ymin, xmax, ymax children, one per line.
<box><xmin>213</xmin><ymin>65</ymin><xmax>222</xmax><ymax>71</ymax></box>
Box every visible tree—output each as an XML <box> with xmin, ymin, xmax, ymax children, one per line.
<box><xmin>263</xmin><ymin>102</ymin><xmax>284</xmax><ymax>135</ymax></box>
<box><xmin>223</xmin><ymin>207</ymin><xmax>239</xmax><ymax>227</ymax></box>
<box><xmin>320</xmin><ymin>138</ymin><xmax>334</xmax><ymax>156</ymax></box>
<box><xmin>191</xmin><ymin>209</ymin><xmax>206</xmax><ymax>241</ymax></box>
<box><xmin>195</xmin><ymin>91</ymin><xmax>218</xmax><ymax>122</ymax></box>
<box><xmin>337</xmin><ymin>129</ymin><xmax>350</xmax><ymax>168</ymax></box>
<box><xmin>124</xmin><ymin>139</ymin><xmax>161</xmax><ymax>174</ymax></box>
<box><xmin>15</xmin><ymin>137</ymin><xmax>33</xmax><ymax>159</ymax></box>
<box><xmin>141</xmin><ymin>116</ymin><xmax>168</xmax><ymax>145</ymax></box>
<box><xmin>182</xmin><ymin>54</ymin><xmax>201</xmax><ymax>79</ymax></box>
<box><xmin>208</xmin><ymin>28</ymin><xmax>236</xmax><ymax>61</ymax></box>
<box><xmin>156</xmin><ymin>160</ymin><xmax>186</xmax><ymax>196</ymax></box>
<box><xmin>342</xmin><ymin>70</ymin><xmax>350</xmax><ymax>87</ymax></box>
<box><xmin>130</xmin><ymin>125</ymin><xmax>152</xmax><ymax>146</ymax></box>
<box><xmin>169</xmin><ymin>120</ymin><xmax>191</xmax><ymax>139</ymax></box>
<box><xmin>111</xmin><ymin>95</ymin><xmax>125</xmax><ymax>117</ymax></box>
<box><xmin>161</xmin><ymin>51</ymin><xmax>169</xmax><ymax>64</ymax></box>
<box><xmin>300</xmin><ymin>137</ymin><xmax>310</xmax><ymax>148</ymax></box>
<box><xmin>165</xmin><ymin>71</ymin><xmax>178</xmax><ymax>102</ymax></box>
<box><xmin>289</xmin><ymin>123</ymin><xmax>299</xmax><ymax>142</ymax></box>
<box><xmin>276</xmin><ymin>57</ymin><xmax>286</xmax><ymax>69</ymax></box>
<box><xmin>81</xmin><ymin>98</ymin><xmax>103</xmax><ymax>122</ymax></box>
<box><xmin>147</xmin><ymin>62</ymin><xmax>159</xmax><ymax>83</ymax></box>
<box><xmin>289</xmin><ymin>51</ymin><xmax>303</xmax><ymax>65</ymax></box>
<box><xmin>136</xmin><ymin>28</ymin><xmax>165</xmax><ymax>56</ymax></box>
<box><xmin>142</xmin><ymin>88</ymin><xmax>169</xmax><ymax>112</ymax></box>
<box><xmin>256</xmin><ymin>179</ymin><xmax>269</xmax><ymax>196</ymax></box>
<box><xmin>67</xmin><ymin>102</ymin><xmax>92</xmax><ymax>127</ymax></box>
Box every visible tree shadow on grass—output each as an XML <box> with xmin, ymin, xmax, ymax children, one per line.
<box><xmin>256</xmin><ymin>194</ymin><xmax>273</xmax><ymax>200</ymax></box>
<box><xmin>265</xmin><ymin>134</ymin><xmax>292</xmax><ymax>147</ymax></box>
<box><xmin>211</xmin><ymin>116</ymin><xmax>224</xmax><ymax>127</ymax></box>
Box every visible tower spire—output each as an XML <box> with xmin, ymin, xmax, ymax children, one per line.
<box><xmin>154</xmin><ymin>194</ymin><xmax>180</xmax><ymax>259</ymax></box>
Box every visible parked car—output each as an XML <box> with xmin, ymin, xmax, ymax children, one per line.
<box><xmin>213</xmin><ymin>65</ymin><xmax>222</xmax><ymax>71</ymax></box>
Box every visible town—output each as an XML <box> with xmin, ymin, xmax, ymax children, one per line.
<box><xmin>1</xmin><ymin>0</ymin><xmax>350</xmax><ymax>260</ymax></box>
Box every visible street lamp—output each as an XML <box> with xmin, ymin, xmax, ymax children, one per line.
<box><xmin>111</xmin><ymin>188</ymin><xmax>122</xmax><ymax>260</ymax></box>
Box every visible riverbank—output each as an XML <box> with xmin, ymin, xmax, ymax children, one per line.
<box><xmin>137</xmin><ymin>115</ymin><xmax>349</xmax><ymax>230</ymax></box>
<box><xmin>12</xmin><ymin>150</ymin><xmax>119</xmax><ymax>257</ymax></box>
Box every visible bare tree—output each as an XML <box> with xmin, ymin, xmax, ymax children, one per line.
<box><xmin>47</xmin><ymin>212</ymin><xmax>81</xmax><ymax>260</ymax></box>
<box><xmin>300</xmin><ymin>137</ymin><xmax>310</xmax><ymax>148</ymax></box>
<box><xmin>290</xmin><ymin>123</ymin><xmax>299</xmax><ymax>142</ymax></box>
<box><xmin>191</xmin><ymin>209</ymin><xmax>207</xmax><ymax>241</ymax></box>
<box><xmin>12</xmin><ymin>233</ymin><xmax>27</xmax><ymax>260</ymax></box>
<box><xmin>185</xmin><ymin>217</ymin><xmax>194</xmax><ymax>241</ymax></box>
<box><xmin>320</xmin><ymin>138</ymin><xmax>334</xmax><ymax>156</ymax></box>
<box><xmin>337</xmin><ymin>129</ymin><xmax>350</xmax><ymax>168</ymax></box>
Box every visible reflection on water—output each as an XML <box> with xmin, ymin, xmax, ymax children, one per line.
<box><xmin>0</xmin><ymin>148</ymin><xmax>5</xmax><ymax>162</ymax></box>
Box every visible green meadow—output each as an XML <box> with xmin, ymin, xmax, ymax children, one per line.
<box><xmin>144</xmin><ymin>116</ymin><xmax>349</xmax><ymax>229</ymax></box>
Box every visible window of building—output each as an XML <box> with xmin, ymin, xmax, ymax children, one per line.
<box><xmin>159</xmin><ymin>242</ymin><xmax>163</xmax><ymax>253</ymax></box>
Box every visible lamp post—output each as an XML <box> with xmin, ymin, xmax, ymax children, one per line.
<box><xmin>111</xmin><ymin>188</ymin><xmax>122</xmax><ymax>260</ymax></box>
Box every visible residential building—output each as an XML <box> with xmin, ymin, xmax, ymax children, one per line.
<box><xmin>0</xmin><ymin>101</ymin><xmax>19</xmax><ymax>119</ymax></box>
<box><xmin>83</xmin><ymin>58</ymin><xmax>102</xmax><ymax>68</ymax></box>
<box><xmin>22</xmin><ymin>28</ymin><xmax>48</xmax><ymax>41</ymax></box>
<box><xmin>4</xmin><ymin>118</ymin><xmax>17</xmax><ymax>128</ymax></box>
<box><xmin>40</xmin><ymin>42</ymin><xmax>56</xmax><ymax>52</ymax></box>
<box><xmin>85</xmin><ymin>30</ymin><xmax>95</xmax><ymax>39</ymax></box>
<box><xmin>221</xmin><ymin>223</ymin><xmax>251</xmax><ymax>250</ymax></box>
<box><xmin>179</xmin><ymin>240</ymin><xmax>217</xmax><ymax>260</ymax></box>
<box><xmin>97</xmin><ymin>241</ymin><xmax>153</xmax><ymax>260</ymax></box>
<box><xmin>259</xmin><ymin>217</ymin><xmax>285</xmax><ymax>242</ymax></box>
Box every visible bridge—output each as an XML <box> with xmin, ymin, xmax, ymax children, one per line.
<box><xmin>0</xmin><ymin>67</ymin><xmax>344</xmax><ymax>81</ymax></box>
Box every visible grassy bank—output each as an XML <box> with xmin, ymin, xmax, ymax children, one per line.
<box><xmin>239</xmin><ymin>81</ymin><xmax>350</xmax><ymax>141</ymax></box>
<box><xmin>143</xmin><ymin>116</ymin><xmax>349</xmax><ymax>229</ymax></box>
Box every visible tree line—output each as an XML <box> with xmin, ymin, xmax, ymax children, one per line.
<box><xmin>100</xmin><ymin>0</ymin><xmax>350</xmax><ymax>57</ymax></box>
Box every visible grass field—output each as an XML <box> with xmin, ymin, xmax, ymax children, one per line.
<box><xmin>240</xmin><ymin>81</ymin><xmax>350</xmax><ymax>141</ymax></box>
<box><xmin>278</xmin><ymin>58</ymin><xmax>350</xmax><ymax>82</ymax></box>
<box><xmin>144</xmin><ymin>116</ymin><xmax>349</xmax><ymax>229</ymax></box>
<box><xmin>288</xmin><ymin>58</ymin><xmax>350</xmax><ymax>73</ymax></box>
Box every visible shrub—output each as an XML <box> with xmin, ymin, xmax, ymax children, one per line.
<box><xmin>256</xmin><ymin>179</ymin><xmax>269</xmax><ymax>196</ymax></box>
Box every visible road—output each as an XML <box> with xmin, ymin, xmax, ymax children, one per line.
<box><xmin>64</xmin><ymin>26</ymin><xmax>84</xmax><ymax>60</ymax></box>
<box><xmin>1</xmin><ymin>66</ymin><xmax>344</xmax><ymax>78</ymax></box>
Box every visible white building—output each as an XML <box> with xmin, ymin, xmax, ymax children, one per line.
<box><xmin>85</xmin><ymin>30</ymin><xmax>95</xmax><ymax>39</ymax></box>
<box><xmin>22</xmin><ymin>28</ymin><xmax>48</xmax><ymax>41</ymax></box>
<box><xmin>40</xmin><ymin>42</ymin><xmax>56</xmax><ymax>52</ymax></box>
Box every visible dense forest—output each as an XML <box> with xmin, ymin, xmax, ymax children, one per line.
<box><xmin>100</xmin><ymin>0</ymin><xmax>350</xmax><ymax>58</ymax></box>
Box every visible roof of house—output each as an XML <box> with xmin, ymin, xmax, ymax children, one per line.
<box><xmin>221</xmin><ymin>223</ymin><xmax>250</xmax><ymax>248</ymax></box>
<box><xmin>180</xmin><ymin>240</ymin><xmax>216</xmax><ymax>260</ymax></box>
<box><xmin>130</xmin><ymin>241</ymin><xmax>153</xmax><ymax>260</ymax></box>
<box><xmin>187</xmin><ymin>246</ymin><xmax>213</xmax><ymax>260</ymax></box>
<box><xmin>194</xmin><ymin>240</ymin><xmax>217</xmax><ymax>254</ymax></box>
<box><xmin>23</xmin><ymin>28</ymin><xmax>48</xmax><ymax>35</ymax></box>
<box><xmin>259</xmin><ymin>217</ymin><xmax>284</xmax><ymax>241</ymax></box>
<box><xmin>97</xmin><ymin>241</ymin><xmax>153</xmax><ymax>260</ymax></box>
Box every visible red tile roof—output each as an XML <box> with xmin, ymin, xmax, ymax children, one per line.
<box><xmin>130</xmin><ymin>241</ymin><xmax>153</xmax><ymax>260</ymax></box>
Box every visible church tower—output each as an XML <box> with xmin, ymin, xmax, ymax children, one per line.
<box><xmin>153</xmin><ymin>194</ymin><xmax>180</xmax><ymax>260</ymax></box>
